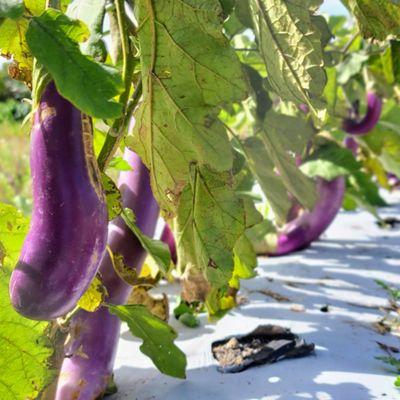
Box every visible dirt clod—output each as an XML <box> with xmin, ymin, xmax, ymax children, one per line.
<box><xmin>212</xmin><ymin>325</ymin><xmax>315</xmax><ymax>373</ymax></box>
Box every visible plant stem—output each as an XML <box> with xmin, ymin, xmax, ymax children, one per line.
<box><xmin>97</xmin><ymin>0</ymin><xmax>136</xmax><ymax>171</ymax></box>
<box><xmin>341</xmin><ymin>32</ymin><xmax>360</xmax><ymax>55</ymax></box>
<box><xmin>115</xmin><ymin>0</ymin><xmax>132</xmax><ymax>106</ymax></box>
<box><xmin>97</xmin><ymin>79</ymin><xmax>142</xmax><ymax>171</ymax></box>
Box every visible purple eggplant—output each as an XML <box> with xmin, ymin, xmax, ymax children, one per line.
<box><xmin>343</xmin><ymin>92</ymin><xmax>382</xmax><ymax>135</ymax></box>
<box><xmin>160</xmin><ymin>224</ymin><xmax>177</xmax><ymax>264</ymax></box>
<box><xmin>387</xmin><ymin>172</ymin><xmax>400</xmax><ymax>189</ymax></box>
<box><xmin>268</xmin><ymin>177</ymin><xmax>345</xmax><ymax>256</ymax></box>
<box><xmin>344</xmin><ymin>136</ymin><xmax>359</xmax><ymax>156</ymax></box>
<box><xmin>55</xmin><ymin>149</ymin><xmax>159</xmax><ymax>400</ymax></box>
<box><xmin>9</xmin><ymin>82</ymin><xmax>108</xmax><ymax>320</ymax></box>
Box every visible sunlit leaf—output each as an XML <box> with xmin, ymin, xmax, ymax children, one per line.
<box><xmin>108</xmin><ymin>304</ymin><xmax>186</xmax><ymax>379</ymax></box>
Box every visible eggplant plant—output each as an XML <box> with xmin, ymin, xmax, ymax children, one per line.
<box><xmin>0</xmin><ymin>1</ymin><xmax>400</xmax><ymax>399</ymax></box>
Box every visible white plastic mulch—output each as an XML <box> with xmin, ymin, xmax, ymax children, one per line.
<box><xmin>111</xmin><ymin>195</ymin><xmax>400</xmax><ymax>400</ymax></box>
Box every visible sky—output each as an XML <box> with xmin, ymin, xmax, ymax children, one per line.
<box><xmin>320</xmin><ymin>0</ymin><xmax>349</xmax><ymax>16</ymax></box>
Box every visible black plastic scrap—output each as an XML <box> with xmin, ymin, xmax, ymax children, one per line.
<box><xmin>211</xmin><ymin>325</ymin><xmax>315</xmax><ymax>373</ymax></box>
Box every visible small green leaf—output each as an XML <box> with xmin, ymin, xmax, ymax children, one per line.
<box><xmin>376</xmin><ymin>279</ymin><xmax>400</xmax><ymax>301</ymax></box>
<box><xmin>122</xmin><ymin>208</ymin><xmax>171</xmax><ymax>274</ymax></box>
<box><xmin>173</xmin><ymin>300</ymin><xmax>192</xmax><ymax>319</ymax></box>
<box><xmin>229</xmin><ymin>234</ymin><xmax>257</xmax><ymax>289</ymax></box>
<box><xmin>348</xmin><ymin>171</ymin><xmax>387</xmax><ymax>208</ymax></box>
<box><xmin>381</xmin><ymin>40</ymin><xmax>400</xmax><ymax>85</ymax></box>
<box><xmin>101</xmin><ymin>173</ymin><xmax>122</xmax><ymax>220</ymax></box>
<box><xmin>337</xmin><ymin>52</ymin><xmax>369</xmax><ymax>85</ymax></box>
<box><xmin>108</xmin><ymin>156</ymin><xmax>132</xmax><ymax>171</ymax></box>
<box><xmin>301</xmin><ymin>142</ymin><xmax>361</xmax><ymax>180</ymax></box>
<box><xmin>259</xmin><ymin>129</ymin><xmax>317</xmax><ymax>212</ymax></box>
<box><xmin>179</xmin><ymin>312</ymin><xmax>200</xmax><ymax>328</ymax></box>
<box><xmin>78</xmin><ymin>275</ymin><xmax>108</xmax><ymax>312</ymax></box>
<box><xmin>26</xmin><ymin>9</ymin><xmax>123</xmax><ymax>118</ymax></box>
<box><xmin>0</xmin><ymin>0</ymin><xmax>23</xmax><ymax>19</ymax></box>
<box><xmin>108</xmin><ymin>304</ymin><xmax>187</xmax><ymax>379</ymax></box>
<box><xmin>243</xmin><ymin>136</ymin><xmax>291</xmax><ymax>223</ymax></box>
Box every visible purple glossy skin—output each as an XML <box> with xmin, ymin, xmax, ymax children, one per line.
<box><xmin>161</xmin><ymin>224</ymin><xmax>177</xmax><ymax>264</ymax></box>
<box><xmin>344</xmin><ymin>137</ymin><xmax>359</xmax><ymax>156</ymax></box>
<box><xmin>9</xmin><ymin>83</ymin><xmax>108</xmax><ymax>320</ymax></box>
<box><xmin>343</xmin><ymin>92</ymin><xmax>382</xmax><ymax>135</ymax></box>
<box><xmin>269</xmin><ymin>177</ymin><xmax>345</xmax><ymax>256</ymax></box>
<box><xmin>55</xmin><ymin>149</ymin><xmax>159</xmax><ymax>400</ymax></box>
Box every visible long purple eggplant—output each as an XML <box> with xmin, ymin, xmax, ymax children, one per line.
<box><xmin>268</xmin><ymin>177</ymin><xmax>345</xmax><ymax>256</ymax></box>
<box><xmin>343</xmin><ymin>92</ymin><xmax>382</xmax><ymax>135</ymax></box>
<box><xmin>9</xmin><ymin>82</ymin><xmax>108</xmax><ymax>320</ymax></box>
<box><xmin>55</xmin><ymin>149</ymin><xmax>159</xmax><ymax>400</ymax></box>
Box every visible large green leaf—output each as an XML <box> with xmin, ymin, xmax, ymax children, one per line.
<box><xmin>26</xmin><ymin>9</ymin><xmax>123</xmax><ymax>118</ymax></box>
<box><xmin>175</xmin><ymin>165</ymin><xmax>260</xmax><ymax>289</ymax></box>
<box><xmin>108</xmin><ymin>304</ymin><xmax>187</xmax><ymax>379</ymax></box>
<box><xmin>348</xmin><ymin>0</ymin><xmax>400</xmax><ymax>40</ymax></box>
<box><xmin>0</xmin><ymin>203</ymin><xmax>53</xmax><ymax>399</ymax></box>
<box><xmin>129</xmin><ymin>0</ymin><xmax>246</xmax><ymax>213</ymax></box>
<box><xmin>129</xmin><ymin>1</ymin><xmax>257</xmax><ymax>294</ymax></box>
<box><xmin>250</xmin><ymin>0</ymin><xmax>327</xmax><ymax>120</ymax></box>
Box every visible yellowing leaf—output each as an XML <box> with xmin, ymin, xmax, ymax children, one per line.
<box><xmin>78</xmin><ymin>275</ymin><xmax>108</xmax><ymax>312</ymax></box>
<box><xmin>102</xmin><ymin>173</ymin><xmax>122</xmax><ymax>220</ymax></box>
<box><xmin>0</xmin><ymin>18</ymin><xmax>32</xmax><ymax>71</ymax></box>
<box><xmin>0</xmin><ymin>202</ymin><xmax>29</xmax><ymax>267</ymax></box>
